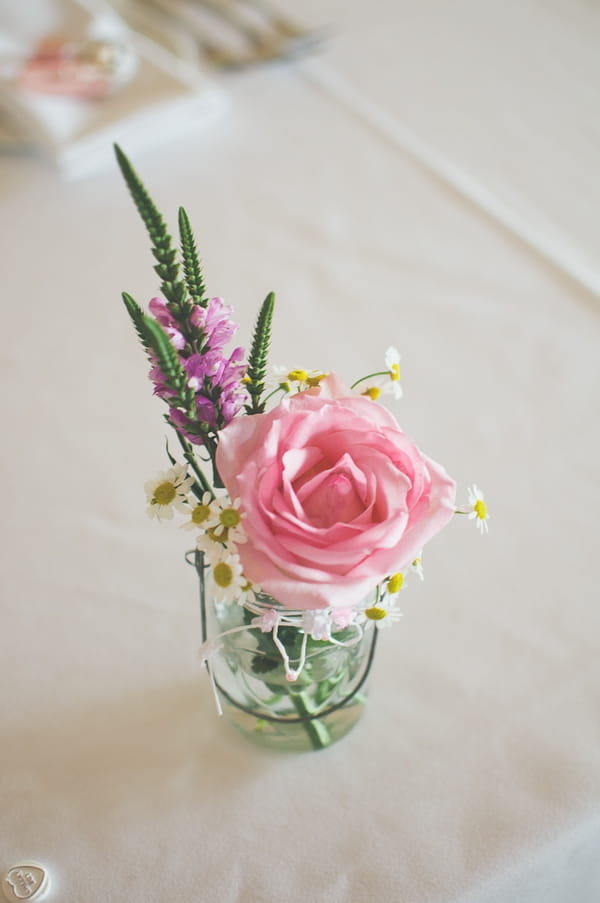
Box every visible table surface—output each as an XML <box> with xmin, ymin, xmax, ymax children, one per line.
<box><xmin>1</xmin><ymin>2</ymin><xmax>599</xmax><ymax>902</ymax></box>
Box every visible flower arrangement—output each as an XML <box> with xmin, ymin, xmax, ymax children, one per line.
<box><xmin>115</xmin><ymin>146</ymin><xmax>488</xmax><ymax>732</ymax></box>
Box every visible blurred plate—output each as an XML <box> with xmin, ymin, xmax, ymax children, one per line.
<box><xmin>0</xmin><ymin>0</ymin><xmax>224</xmax><ymax>178</ymax></box>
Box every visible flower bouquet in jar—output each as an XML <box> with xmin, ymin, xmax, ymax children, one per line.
<box><xmin>116</xmin><ymin>146</ymin><xmax>489</xmax><ymax>751</ymax></box>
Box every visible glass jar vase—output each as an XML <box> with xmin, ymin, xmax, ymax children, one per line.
<box><xmin>189</xmin><ymin>551</ymin><xmax>377</xmax><ymax>752</ymax></box>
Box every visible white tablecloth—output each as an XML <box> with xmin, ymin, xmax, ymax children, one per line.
<box><xmin>1</xmin><ymin>2</ymin><xmax>599</xmax><ymax>902</ymax></box>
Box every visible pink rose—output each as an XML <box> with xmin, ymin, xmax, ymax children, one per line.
<box><xmin>216</xmin><ymin>374</ymin><xmax>456</xmax><ymax>610</ymax></box>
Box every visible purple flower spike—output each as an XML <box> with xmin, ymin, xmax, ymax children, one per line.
<box><xmin>147</xmin><ymin>292</ymin><xmax>248</xmax><ymax>436</ymax></box>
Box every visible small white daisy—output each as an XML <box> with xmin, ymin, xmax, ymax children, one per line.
<box><xmin>181</xmin><ymin>491</ymin><xmax>213</xmax><ymax>530</ymax></box>
<box><xmin>385</xmin><ymin>572</ymin><xmax>405</xmax><ymax>596</ymax></box>
<box><xmin>236</xmin><ymin>579</ymin><xmax>261</xmax><ymax>607</ymax></box>
<box><xmin>383</xmin><ymin>346</ymin><xmax>403</xmax><ymax>399</ymax></box>
<box><xmin>205</xmin><ymin>495</ymin><xmax>247</xmax><ymax>545</ymax></box>
<box><xmin>145</xmin><ymin>464</ymin><xmax>193</xmax><ymax>521</ymax></box>
<box><xmin>353</xmin><ymin>347</ymin><xmax>403</xmax><ymax>402</ymax></box>
<box><xmin>271</xmin><ymin>365</ymin><xmax>292</xmax><ymax>393</ymax></box>
<box><xmin>195</xmin><ymin>531</ymin><xmax>226</xmax><ymax>562</ymax></box>
<box><xmin>358</xmin><ymin>379</ymin><xmax>385</xmax><ymax>402</ymax></box>
<box><xmin>271</xmin><ymin>365</ymin><xmax>327</xmax><ymax>393</ymax></box>
<box><xmin>208</xmin><ymin>552</ymin><xmax>247</xmax><ymax>604</ymax></box>
<box><xmin>467</xmin><ymin>484</ymin><xmax>490</xmax><ymax>534</ymax></box>
<box><xmin>359</xmin><ymin>596</ymin><xmax>403</xmax><ymax>630</ymax></box>
<box><xmin>410</xmin><ymin>555</ymin><xmax>425</xmax><ymax>581</ymax></box>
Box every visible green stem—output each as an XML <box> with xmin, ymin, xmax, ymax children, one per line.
<box><xmin>350</xmin><ymin>370</ymin><xmax>389</xmax><ymax>389</ymax></box>
<box><xmin>175</xmin><ymin>430</ymin><xmax>214</xmax><ymax>499</ymax></box>
<box><xmin>211</xmin><ymin>449</ymin><xmax>224</xmax><ymax>490</ymax></box>
<box><xmin>262</xmin><ymin>385</ymin><xmax>288</xmax><ymax>405</ymax></box>
<box><xmin>288</xmin><ymin>689</ymin><xmax>332</xmax><ymax>750</ymax></box>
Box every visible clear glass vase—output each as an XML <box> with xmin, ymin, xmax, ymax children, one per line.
<box><xmin>189</xmin><ymin>551</ymin><xmax>377</xmax><ymax>752</ymax></box>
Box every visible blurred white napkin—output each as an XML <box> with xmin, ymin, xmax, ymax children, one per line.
<box><xmin>0</xmin><ymin>0</ymin><xmax>223</xmax><ymax>178</ymax></box>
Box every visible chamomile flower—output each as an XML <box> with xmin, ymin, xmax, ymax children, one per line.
<box><xmin>208</xmin><ymin>552</ymin><xmax>246</xmax><ymax>604</ymax></box>
<box><xmin>270</xmin><ymin>365</ymin><xmax>292</xmax><ymax>393</ymax></box>
<box><xmin>360</xmin><ymin>597</ymin><xmax>403</xmax><ymax>630</ymax></box>
<box><xmin>410</xmin><ymin>555</ymin><xmax>425</xmax><ymax>581</ymax></box>
<box><xmin>145</xmin><ymin>464</ymin><xmax>193</xmax><ymax>521</ymax></box>
<box><xmin>181</xmin><ymin>491</ymin><xmax>213</xmax><ymax>530</ymax></box>
<box><xmin>195</xmin><ymin>530</ymin><xmax>226</xmax><ymax>561</ymax></box>
<box><xmin>271</xmin><ymin>365</ymin><xmax>327</xmax><ymax>393</ymax></box>
<box><xmin>358</xmin><ymin>380</ymin><xmax>384</xmax><ymax>401</ymax></box>
<box><xmin>383</xmin><ymin>346</ymin><xmax>403</xmax><ymax>399</ymax></box>
<box><xmin>205</xmin><ymin>495</ymin><xmax>247</xmax><ymax>545</ymax></box>
<box><xmin>352</xmin><ymin>346</ymin><xmax>403</xmax><ymax>401</ymax></box>
<box><xmin>236</xmin><ymin>580</ymin><xmax>261</xmax><ymax>607</ymax></box>
<box><xmin>467</xmin><ymin>484</ymin><xmax>490</xmax><ymax>534</ymax></box>
<box><xmin>386</xmin><ymin>572</ymin><xmax>405</xmax><ymax>595</ymax></box>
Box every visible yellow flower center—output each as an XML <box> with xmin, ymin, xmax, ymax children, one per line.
<box><xmin>241</xmin><ymin>375</ymin><xmax>252</xmax><ymax>385</ymax></box>
<box><xmin>474</xmin><ymin>499</ymin><xmax>487</xmax><ymax>520</ymax></box>
<box><xmin>389</xmin><ymin>363</ymin><xmax>401</xmax><ymax>382</ymax></box>
<box><xmin>387</xmin><ymin>573</ymin><xmax>404</xmax><ymax>594</ymax></box>
<box><xmin>363</xmin><ymin>386</ymin><xmax>381</xmax><ymax>400</ymax></box>
<box><xmin>153</xmin><ymin>481</ymin><xmax>176</xmax><ymax>506</ymax></box>
<box><xmin>213</xmin><ymin>562</ymin><xmax>234</xmax><ymax>588</ymax></box>
<box><xmin>191</xmin><ymin>504</ymin><xmax>211</xmax><ymax>525</ymax></box>
<box><xmin>365</xmin><ymin>606</ymin><xmax>387</xmax><ymax>621</ymax></box>
<box><xmin>219</xmin><ymin>508</ymin><xmax>241</xmax><ymax>528</ymax></box>
<box><xmin>306</xmin><ymin>373</ymin><xmax>326</xmax><ymax>387</ymax></box>
<box><xmin>288</xmin><ymin>369</ymin><xmax>308</xmax><ymax>382</ymax></box>
<box><xmin>206</xmin><ymin>526</ymin><xmax>222</xmax><ymax>542</ymax></box>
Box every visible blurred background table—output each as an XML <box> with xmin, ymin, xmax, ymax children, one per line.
<box><xmin>1</xmin><ymin>1</ymin><xmax>599</xmax><ymax>901</ymax></box>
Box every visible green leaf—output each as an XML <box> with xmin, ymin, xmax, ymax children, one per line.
<box><xmin>178</xmin><ymin>207</ymin><xmax>208</xmax><ymax>308</ymax></box>
<box><xmin>245</xmin><ymin>292</ymin><xmax>276</xmax><ymax>414</ymax></box>
<box><xmin>122</xmin><ymin>291</ymin><xmax>152</xmax><ymax>354</ymax></box>
<box><xmin>122</xmin><ymin>291</ymin><xmax>192</xmax><ymax>406</ymax></box>
<box><xmin>251</xmin><ymin>653</ymin><xmax>280</xmax><ymax>674</ymax></box>
<box><xmin>142</xmin><ymin>315</ymin><xmax>192</xmax><ymax>404</ymax></box>
<box><xmin>122</xmin><ymin>294</ymin><xmax>194</xmax><ymax>415</ymax></box>
<box><xmin>114</xmin><ymin>144</ymin><xmax>185</xmax><ymax>309</ymax></box>
<box><xmin>164</xmin><ymin>437</ymin><xmax>177</xmax><ymax>467</ymax></box>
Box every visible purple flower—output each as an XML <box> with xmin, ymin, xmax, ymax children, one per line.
<box><xmin>191</xmin><ymin>297</ymin><xmax>237</xmax><ymax>350</ymax></box>
<box><xmin>149</xmin><ymin>297</ymin><xmax>186</xmax><ymax>350</ymax></box>
<box><xmin>220</xmin><ymin>390</ymin><xmax>245</xmax><ymax>424</ymax></box>
<box><xmin>149</xmin><ymin>362</ymin><xmax>173</xmax><ymax>400</ymax></box>
<box><xmin>146</xmin><ymin>294</ymin><xmax>248</xmax><ymax>437</ymax></box>
<box><xmin>170</xmin><ymin>403</ymin><xmax>216</xmax><ymax>442</ymax></box>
